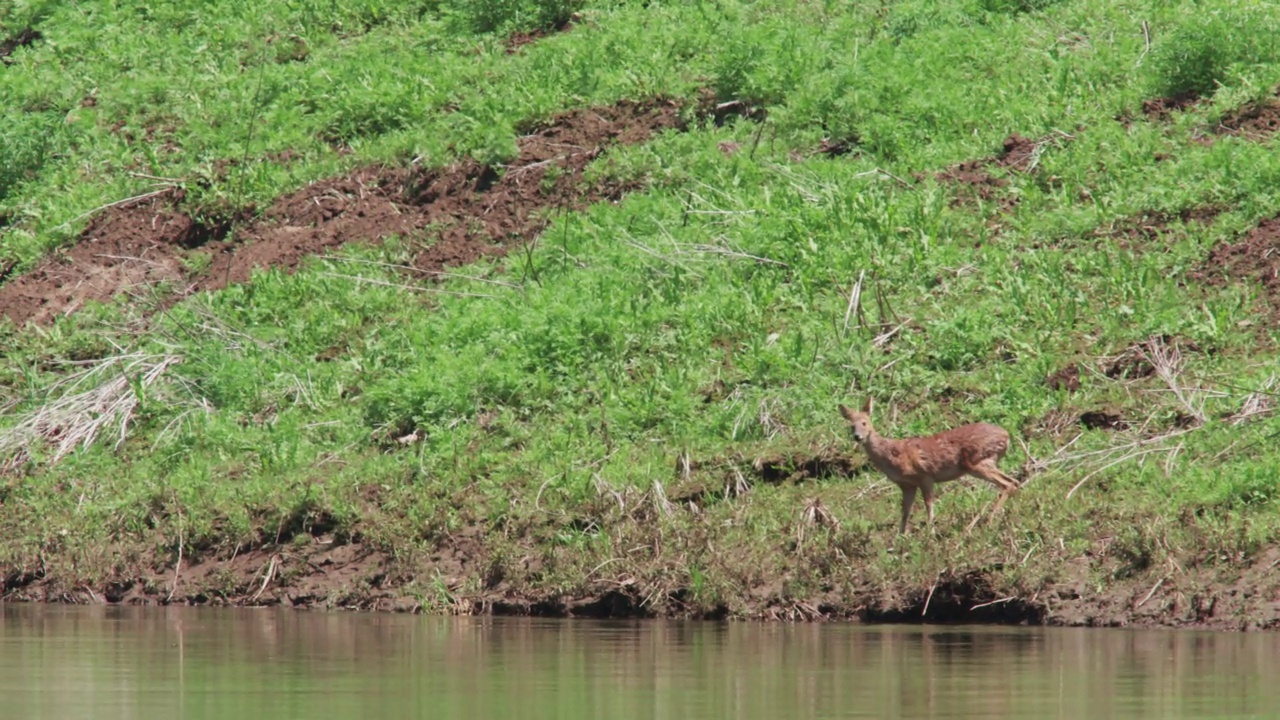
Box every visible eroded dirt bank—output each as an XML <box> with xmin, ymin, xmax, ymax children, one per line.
<box><xmin>4</xmin><ymin>528</ymin><xmax>1278</xmax><ymax>630</ymax></box>
<box><xmin>6</xmin><ymin>444</ymin><xmax>1278</xmax><ymax>631</ymax></box>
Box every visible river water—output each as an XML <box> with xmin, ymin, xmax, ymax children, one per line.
<box><xmin>2</xmin><ymin>605</ymin><xmax>1277</xmax><ymax>719</ymax></box>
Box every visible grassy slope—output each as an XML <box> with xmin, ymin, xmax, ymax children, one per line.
<box><xmin>3</xmin><ymin>0</ymin><xmax>1280</xmax><ymax>624</ymax></box>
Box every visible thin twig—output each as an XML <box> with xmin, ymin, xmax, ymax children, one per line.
<box><xmin>623</xmin><ymin>240</ymin><xmax>704</xmax><ymax>277</ymax></box>
<box><xmin>586</xmin><ymin>557</ymin><xmax>624</xmax><ymax>580</ymax></box>
<box><xmin>316</xmin><ymin>255</ymin><xmax>522</xmax><ymax>288</ymax></box>
<box><xmin>922</xmin><ymin>577</ymin><xmax>939</xmax><ymax>618</ymax></box>
<box><xmin>251</xmin><ymin>555</ymin><xmax>278</xmax><ymax>602</ymax></box>
<box><xmin>1188</xmin><ymin>372</ymin><xmax>1280</xmax><ymax>399</ymax></box>
<box><xmin>52</xmin><ymin>188</ymin><xmax>174</xmax><ymax>232</ymax></box>
<box><xmin>1229</xmin><ymin>375</ymin><xmax>1277</xmax><ymax>425</ymax></box>
<box><xmin>533</xmin><ymin>476</ymin><xmax>557</xmax><ymax>511</ymax></box>
<box><xmin>875</xmin><ymin>168</ymin><xmax>914</xmax><ymax>188</ymax></box>
<box><xmin>970</xmin><ymin>596</ymin><xmax>1016</xmax><ymax>611</ymax></box>
<box><xmin>1019</xmin><ymin>544</ymin><xmax>1036</xmax><ymax>566</ymax></box>
<box><xmin>1135</xmin><ymin>20</ymin><xmax>1152</xmax><ymax>67</ymax></box>
<box><xmin>748</xmin><ymin>115</ymin><xmax>768</xmax><ymax>160</ymax></box>
<box><xmin>842</xmin><ymin>270</ymin><xmax>866</xmax><ymax>337</ymax></box>
<box><xmin>92</xmin><ymin>253</ymin><xmax>167</xmax><ymax>267</ymax></box>
<box><xmin>128</xmin><ymin>171</ymin><xmax>184</xmax><ymax>183</ymax></box>
<box><xmin>651</xmin><ymin>480</ymin><xmax>674</xmax><ymax>518</ymax></box>
<box><xmin>873</xmin><ymin>319</ymin><xmax>912</xmax><ymax>348</ymax></box>
<box><xmin>318</xmin><ymin>272</ymin><xmax>500</xmax><ymax>298</ymax></box>
<box><xmin>1135</xmin><ymin>576</ymin><xmax>1166</xmax><ymax>609</ymax></box>
<box><xmin>1142</xmin><ymin>337</ymin><xmax>1206</xmax><ymax>425</ymax></box>
<box><xmin>1043</xmin><ymin>428</ymin><xmax>1195</xmax><ymax>467</ymax></box>
<box><xmin>684</xmin><ymin>244</ymin><xmax>788</xmax><ymax>267</ymax></box>
<box><xmin>1066</xmin><ymin>445</ymin><xmax>1183</xmax><ymax>500</ymax></box>
<box><xmin>167</xmin><ymin>507</ymin><xmax>184</xmax><ymax>604</ymax></box>
<box><xmin>874</xmin><ymin>280</ymin><xmax>901</xmax><ymax>327</ymax></box>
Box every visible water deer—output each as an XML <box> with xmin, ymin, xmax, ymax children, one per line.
<box><xmin>838</xmin><ymin>400</ymin><xmax>1020</xmax><ymax>534</ymax></box>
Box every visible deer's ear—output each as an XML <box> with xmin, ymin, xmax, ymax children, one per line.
<box><xmin>861</xmin><ymin>397</ymin><xmax>874</xmax><ymax>414</ymax></box>
<box><xmin>838</xmin><ymin>404</ymin><xmax>856</xmax><ymax>422</ymax></box>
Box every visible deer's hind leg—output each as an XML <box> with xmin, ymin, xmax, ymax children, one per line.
<box><xmin>964</xmin><ymin>460</ymin><xmax>1020</xmax><ymax>532</ymax></box>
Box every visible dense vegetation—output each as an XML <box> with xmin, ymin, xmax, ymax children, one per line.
<box><xmin>2</xmin><ymin>0</ymin><xmax>1279</xmax><ymax>625</ymax></box>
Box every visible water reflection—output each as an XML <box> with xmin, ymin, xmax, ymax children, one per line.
<box><xmin>1</xmin><ymin>605</ymin><xmax>1277</xmax><ymax>719</ymax></box>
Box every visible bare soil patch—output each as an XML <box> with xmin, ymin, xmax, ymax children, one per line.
<box><xmin>750</xmin><ymin>449</ymin><xmax>862</xmax><ymax>484</ymax></box>
<box><xmin>1139</xmin><ymin>92</ymin><xmax>1202</xmax><ymax>121</ymax></box>
<box><xmin>1123</xmin><ymin>90</ymin><xmax>1280</xmax><ymax>144</ymax></box>
<box><xmin>505</xmin><ymin>19</ymin><xmax>573</xmax><ymax>53</ymax></box>
<box><xmin>993</xmin><ymin>133</ymin><xmax>1044</xmax><ymax>172</ymax></box>
<box><xmin>695</xmin><ymin>88</ymin><xmax>768</xmax><ymax>127</ymax></box>
<box><xmin>1213</xmin><ymin>96</ymin><xmax>1280</xmax><ymax>141</ymax></box>
<box><xmin>0</xmin><ymin>189</ymin><xmax>233</xmax><ymax>325</ymax></box>
<box><xmin>1093</xmin><ymin>205</ymin><xmax>1224</xmax><ymax>248</ymax></box>
<box><xmin>0</xmin><ymin>27</ymin><xmax>40</xmax><ymax>62</ymax></box>
<box><xmin>814</xmin><ymin>135</ymin><xmax>860</xmax><ymax>158</ymax></box>
<box><xmin>1025</xmin><ymin>408</ymin><xmax>1079</xmax><ymax>439</ymax></box>
<box><xmin>0</xmin><ymin>98</ymin><xmax>685</xmax><ymax>326</ymax></box>
<box><xmin>935</xmin><ymin>133</ymin><xmax>1059</xmax><ymax>208</ymax></box>
<box><xmin>1102</xmin><ymin>335</ymin><xmax>1202</xmax><ymax>381</ymax></box>
<box><xmin>859</xmin><ymin>570</ymin><xmax>1045</xmax><ymax>625</ymax></box>
<box><xmin>1078</xmin><ymin>409</ymin><xmax>1129</xmax><ymax>431</ymax></box>
<box><xmin>1045</xmin><ymin>363</ymin><xmax>1081</xmax><ymax>392</ymax></box>
<box><xmin>1194</xmin><ymin>216</ymin><xmax>1280</xmax><ymax>321</ymax></box>
<box><xmin>662</xmin><ymin>448</ymin><xmax>863</xmax><ymax>508</ymax></box>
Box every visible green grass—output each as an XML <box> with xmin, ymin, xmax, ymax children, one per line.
<box><xmin>2</xmin><ymin>0</ymin><xmax>1280</xmax><ymax>619</ymax></box>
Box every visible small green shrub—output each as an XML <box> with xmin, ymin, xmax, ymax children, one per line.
<box><xmin>976</xmin><ymin>0</ymin><xmax>1064</xmax><ymax>15</ymax></box>
<box><xmin>441</xmin><ymin>0</ymin><xmax>581</xmax><ymax>34</ymax></box>
<box><xmin>0</xmin><ymin>111</ymin><xmax>74</xmax><ymax>203</ymax></box>
<box><xmin>1184</xmin><ymin>464</ymin><xmax>1280</xmax><ymax>511</ymax></box>
<box><xmin>883</xmin><ymin>3</ymin><xmax>976</xmax><ymax>41</ymax></box>
<box><xmin>1148</xmin><ymin>12</ymin><xmax>1280</xmax><ymax>100</ymax></box>
<box><xmin>0</xmin><ymin>0</ymin><xmax>56</xmax><ymax>36</ymax></box>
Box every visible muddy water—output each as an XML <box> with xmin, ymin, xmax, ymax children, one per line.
<box><xmin>2</xmin><ymin>606</ymin><xmax>1278</xmax><ymax>720</ymax></box>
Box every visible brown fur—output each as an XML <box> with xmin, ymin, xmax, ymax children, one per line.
<box><xmin>839</xmin><ymin>401</ymin><xmax>1020</xmax><ymax>534</ymax></box>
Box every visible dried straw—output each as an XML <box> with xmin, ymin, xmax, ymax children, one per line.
<box><xmin>0</xmin><ymin>352</ymin><xmax>182</xmax><ymax>472</ymax></box>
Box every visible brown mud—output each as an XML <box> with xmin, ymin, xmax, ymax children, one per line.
<box><xmin>695</xmin><ymin>88</ymin><xmax>768</xmax><ymax>127</ymax></box>
<box><xmin>1045</xmin><ymin>363</ymin><xmax>1081</xmax><ymax>393</ymax></box>
<box><xmin>505</xmin><ymin>19</ymin><xmax>573</xmax><ymax>53</ymax></box>
<box><xmin>814</xmin><ymin>135</ymin><xmax>860</xmax><ymax>158</ymax></box>
<box><xmin>1139</xmin><ymin>93</ymin><xmax>1202</xmax><ymax>121</ymax></box>
<box><xmin>1078</xmin><ymin>409</ymin><xmax>1129</xmax><ymax>431</ymax></box>
<box><xmin>664</xmin><ymin>449</ymin><xmax>861</xmax><ymax>507</ymax></box>
<box><xmin>1128</xmin><ymin>90</ymin><xmax>1280</xmax><ymax>142</ymax></box>
<box><xmin>1195</xmin><ymin>215</ymin><xmax>1280</xmax><ymax>323</ymax></box>
<box><xmin>0</xmin><ymin>99</ymin><xmax>684</xmax><ymax>326</ymax></box>
<box><xmin>935</xmin><ymin>133</ymin><xmax>1058</xmax><ymax>208</ymax></box>
<box><xmin>0</xmin><ymin>27</ymin><xmax>41</xmax><ymax>62</ymax></box>
<box><xmin>745</xmin><ymin>448</ymin><xmax>862</xmax><ymax>484</ymax></box>
<box><xmin>1093</xmin><ymin>205</ymin><xmax>1224</xmax><ymax>248</ymax></box>
<box><xmin>1213</xmin><ymin>96</ymin><xmax>1280</xmax><ymax>141</ymax></box>
<box><xmin>5</xmin><ymin>523</ymin><xmax>1278</xmax><ymax>630</ymax></box>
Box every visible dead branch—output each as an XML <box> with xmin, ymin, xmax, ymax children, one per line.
<box><xmin>841</xmin><ymin>270</ymin><xmax>866</xmax><ymax>338</ymax></box>
<box><xmin>1141</xmin><ymin>337</ymin><xmax>1207</xmax><ymax>425</ymax></box>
